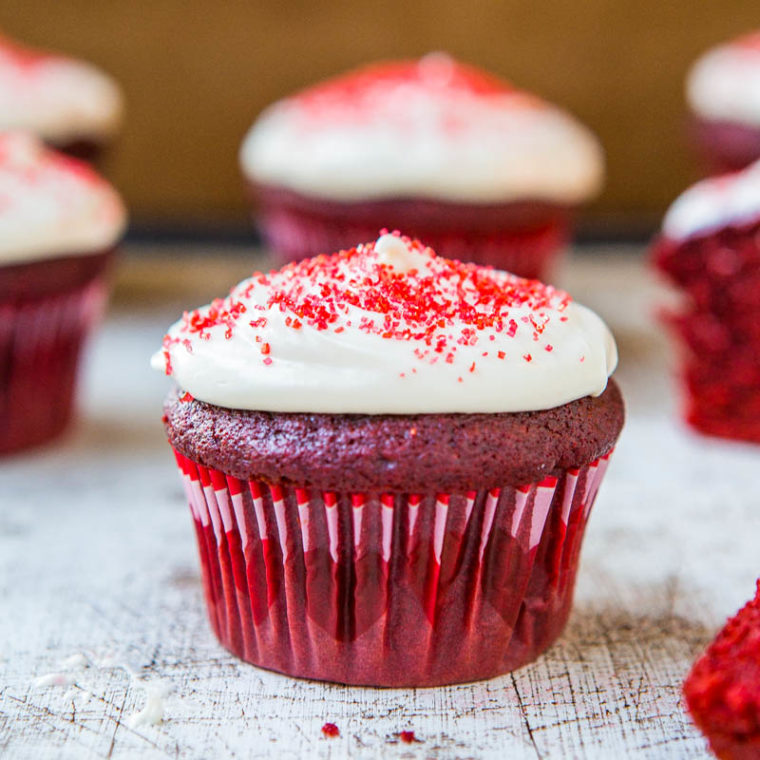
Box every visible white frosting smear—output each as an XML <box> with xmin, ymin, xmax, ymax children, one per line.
<box><xmin>240</xmin><ymin>53</ymin><xmax>604</xmax><ymax>204</ymax></box>
<box><xmin>663</xmin><ymin>159</ymin><xmax>760</xmax><ymax>240</ymax></box>
<box><xmin>687</xmin><ymin>32</ymin><xmax>760</xmax><ymax>126</ymax></box>
<box><xmin>0</xmin><ymin>132</ymin><xmax>126</xmax><ymax>263</ymax></box>
<box><xmin>0</xmin><ymin>34</ymin><xmax>123</xmax><ymax>143</ymax></box>
<box><xmin>153</xmin><ymin>233</ymin><xmax>617</xmax><ymax>414</ymax></box>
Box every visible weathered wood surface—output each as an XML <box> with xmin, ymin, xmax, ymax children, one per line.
<box><xmin>1</xmin><ymin>248</ymin><xmax>758</xmax><ymax>759</ymax></box>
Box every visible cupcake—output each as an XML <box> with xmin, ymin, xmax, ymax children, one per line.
<box><xmin>240</xmin><ymin>54</ymin><xmax>604</xmax><ymax>279</ymax></box>
<box><xmin>652</xmin><ymin>160</ymin><xmax>760</xmax><ymax>442</ymax></box>
<box><xmin>153</xmin><ymin>232</ymin><xmax>623</xmax><ymax>686</ymax></box>
<box><xmin>0</xmin><ymin>32</ymin><xmax>123</xmax><ymax>161</ymax></box>
<box><xmin>683</xmin><ymin>581</ymin><xmax>760</xmax><ymax>759</ymax></box>
<box><xmin>0</xmin><ymin>132</ymin><xmax>126</xmax><ymax>453</ymax></box>
<box><xmin>687</xmin><ymin>31</ymin><xmax>760</xmax><ymax>174</ymax></box>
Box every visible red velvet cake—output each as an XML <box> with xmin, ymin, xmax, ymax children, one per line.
<box><xmin>653</xmin><ymin>160</ymin><xmax>760</xmax><ymax>442</ymax></box>
<box><xmin>240</xmin><ymin>53</ymin><xmax>604</xmax><ymax>278</ymax></box>
<box><xmin>0</xmin><ymin>133</ymin><xmax>126</xmax><ymax>453</ymax></box>
<box><xmin>0</xmin><ymin>32</ymin><xmax>123</xmax><ymax>161</ymax></box>
<box><xmin>687</xmin><ymin>31</ymin><xmax>760</xmax><ymax>174</ymax></box>
<box><xmin>684</xmin><ymin>581</ymin><xmax>760</xmax><ymax>760</ymax></box>
<box><xmin>153</xmin><ymin>232</ymin><xmax>623</xmax><ymax>686</ymax></box>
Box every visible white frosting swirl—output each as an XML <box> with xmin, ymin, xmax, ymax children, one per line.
<box><xmin>687</xmin><ymin>32</ymin><xmax>760</xmax><ymax>126</ymax></box>
<box><xmin>240</xmin><ymin>53</ymin><xmax>604</xmax><ymax>204</ymax></box>
<box><xmin>0</xmin><ymin>34</ymin><xmax>123</xmax><ymax>144</ymax></box>
<box><xmin>663</xmin><ymin>158</ymin><xmax>760</xmax><ymax>240</ymax></box>
<box><xmin>153</xmin><ymin>234</ymin><xmax>617</xmax><ymax>414</ymax></box>
<box><xmin>0</xmin><ymin>132</ymin><xmax>127</xmax><ymax>264</ymax></box>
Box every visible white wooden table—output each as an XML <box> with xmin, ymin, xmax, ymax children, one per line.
<box><xmin>1</xmin><ymin>246</ymin><xmax>758</xmax><ymax>759</ymax></box>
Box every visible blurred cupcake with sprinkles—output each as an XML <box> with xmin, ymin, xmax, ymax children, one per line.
<box><xmin>0</xmin><ymin>31</ymin><xmax>123</xmax><ymax>162</ymax></box>
<box><xmin>0</xmin><ymin>132</ymin><xmax>126</xmax><ymax>453</ymax></box>
<box><xmin>240</xmin><ymin>53</ymin><xmax>604</xmax><ymax>279</ymax></box>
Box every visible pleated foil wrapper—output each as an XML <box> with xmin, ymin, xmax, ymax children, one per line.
<box><xmin>173</xmin><ymin>448</ymin><xmax>612</xmax><ymax>686</ymax></box>
<box><xmin>0</xmin><ymin>277</ymin><xmax>107</xmax><ymax>453</ymax></box>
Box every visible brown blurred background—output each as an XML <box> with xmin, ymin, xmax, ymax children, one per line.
<box><xmin>3</xmin><ymin>1</ymin><xmax>758</xmax><ymax>235</ymax></box>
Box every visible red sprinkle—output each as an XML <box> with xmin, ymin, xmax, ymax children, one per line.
<box><xmin>399</xmin><ymin>730</ymin><xmax>417</xmax><ymax>744</ymax></box>
<box><xmin>180</xmin><ymin>391</ymin><xmax>194</xmax><ymax>403</ymax></box>
<box><xmin>321</xmin><ymin>723</ymin><xmax>340</xmax><ymax>738</ymax></box>
<box><xmin>162</xmin><ymin>234</ymin><xmax>572</xmax><ymax>377</ymax></box>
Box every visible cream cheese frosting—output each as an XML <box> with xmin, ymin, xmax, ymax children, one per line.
<box><xmin>0</xmin><ymin>34</ymin><xmax>123</xmax><ymax>144</ymax></box>
<box><xmin>0</xmin><ymin>132</ymin><xmax>127</xmax><ymax>264</ymax></box>
<box><xmin>662</xmin><ymin>159</ymin><xmax>760</xmax><ymax>240</ymax></box>
<box><xmin>687</xmin><ymin>32</ymin><xmax>760</xmax><ymax>127</ymax></box>
<box><xmin>240</xmin><ymin>53</ymin><xmax>604</xmax><ymax>205</ymax></box>
<box><xmin>152</xmin><ymin>233</ymin><xmax>617</xmax><ymax>414</ymax></box>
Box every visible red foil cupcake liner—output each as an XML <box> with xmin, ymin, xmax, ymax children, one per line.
<box><xmin>0</xmin><ymin>278</ymin><xmax>107</xmax><ymax>453</ymax></box>
<box><xmin>172</xmin><ymin>448</ymin><xmax>613</xmax><ymax>686</ymax></box>
<box><xmin>250</xmin><ymin>184</ymin><xmax>571</xmax><ymax>280</ymax></box>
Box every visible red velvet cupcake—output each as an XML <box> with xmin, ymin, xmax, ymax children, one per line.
<box><xmin>683</xmin><ymin>581</ymin><xmax>760</xmax><ymax>760</ymax></box>
<box><xmin>687</xmin><ymin>32</ymin><xmax>760</xmax><ymax>174</ymax></box>
<box><xmin>0</xmin><ymin>32</ymin><xmax>123</xmax><ymax>162</ymax></box>
<box><xmin>0</xmin><ymin>132</ymin><xmax>126</xmax><ymax>453</ymax></box>
<box><xmin>239</xmin><ymin>53</ymin><xmax>604</xmax><ymax>279</ymax></box>
<box><xmin>652</xmin><ymin>161</ymin><xmax>760</xmax><ymax>442</ymax></box>
<box><xmin>153</xmin><ymin>232</ymin><xmax>623</xmax><ymax>686</ymax></box>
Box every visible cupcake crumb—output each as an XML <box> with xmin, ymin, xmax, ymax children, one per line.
<box><xmin>321</xmin><ymin>722</ymin><xmax>340</xmax><ymax>738</ymax></box>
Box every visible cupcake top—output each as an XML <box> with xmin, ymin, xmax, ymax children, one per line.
<box><xmin>0</xmin><ymin>33</ymin><xmax>123</xmax><ymax>144</ymax></box>
<box><xmin>0</xmin><ymin>132</ymin><xmax>127</xmax><ymax>264</ymax></box>
<box><xmin>240</xmin><ymin>53</ymin><xmax>604</xmax><ymax>205</ymax></box>
<box><xmin>153</xmin><ymin>232</ymin><xmax>617</xmax><ymax>414</ymax></box>
<box><xmin>687</xmin><ymin>31</ymin><xmax>760</xmax><ymax>127</ymax></box>
<box><xmin>662</xmin><ymin>159</ymin><xmax>760</xmax><ymax>241</ymax></box>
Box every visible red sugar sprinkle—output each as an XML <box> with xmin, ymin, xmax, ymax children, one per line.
<box><xmin>523</xmin><ymin>354</ymin><xmax>533</xmax><ymax>362</ymax></box>
<box><xmin>399</xmin><ymin>730</ymin><xmax>417</xmax><ymax>744</ymax></box>
<box><xmin>469</xmin><ymin>361</ymin><xmax>476</xmax><ymax>373</ymax></box>
<box><xmin>321</xmin><ymin>723</ymin><xmax>339</xmax><ymax>738</ymax></box>
<box><xmin>179</xmin><ymin>391</ymin><xmax>194</xmax><ymax>403</ymax></box>
<box><xmin>545</xmin><ymin>344</ymin><xmax>553</xmax><ymax>352</ymax></box>
<box><xmin>263</xmin><ymin>357</ymin><xmax>273</xmax><ymax>366</ymax></box>
<box><xmin>164</xmin><ymin>234</ymin><xmax>571</xmax><ymax>374</ymax></box>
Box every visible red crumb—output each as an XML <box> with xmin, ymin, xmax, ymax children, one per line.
<box><xmin>179</xmin><ymin>391</ymin><xmax>194</xmax><ymax>402</ymax></box>
<box><xmin>683</xmin><ymin>580</ymin><xmax>760</xmax><ymax>759</ymax></box>
<box><xmin>399</xmin><ymin>730</ymin><xmax>417</xmax><ymax>744</ymax></box>
<box><xmin>321</xmin><ymin>722</ymin><xmax>340</xmax><ymax>738</ymax></box>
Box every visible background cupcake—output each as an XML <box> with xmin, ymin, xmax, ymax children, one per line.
<box><xmin>0</xmin><ymin>132</ymin><xmax>126</xmax><ymax>453</ymax></box>
<box><xmin>652</xmin><ymin>159</ymin><xmax>760</xmax><ymax>442</ymax></box>
<box><xmin>0</xmin><ymin>32</ymin><xmax>123</xmax><ymax>162</ymax></box>
<box><xmin>687</xmin><ymin>31</ymin><xmax>760</xmax><ymax>174</ymax></box>
<box><xmin>153</xmin><ymin>232</ymin><xmax>623</xmax><ymax>687</ymax></box>
<box><xmin>240</xmin><ymin>53</ymin><xmax>604</xmax><ymax>279</ymax></box>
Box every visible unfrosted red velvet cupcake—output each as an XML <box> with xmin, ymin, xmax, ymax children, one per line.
<box><xmin>652</xmin><ymin>161</ymin><xmax>760</xmax><ymax>443</ymax></box>
<box><xmin>153</xmin><ymin>232</ymin><xmax>623</xmax><ymax>686</ymax></box>
<box><xmin>0</xmin><ymin>132</ymin><xmax>126</xmax><ymax>453</ymax></box>
<box><xmin>687</xmin><ymin>32</ymin><xmax>760</xmax><ymax>174</ymax></box>
<box><xmin>683</xmin><ymin>581</ymin><xmax>760</xmax><ymax>760</ymax></box>
<box><xmin>239</xmin><ymin>53</ymin><xmax>604</xmax><ymax>279</ymax></box>
<box><xmin>0</xmin><ymin>32</ymin><xmax>123</xmax><ymax>162</ymax></box>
